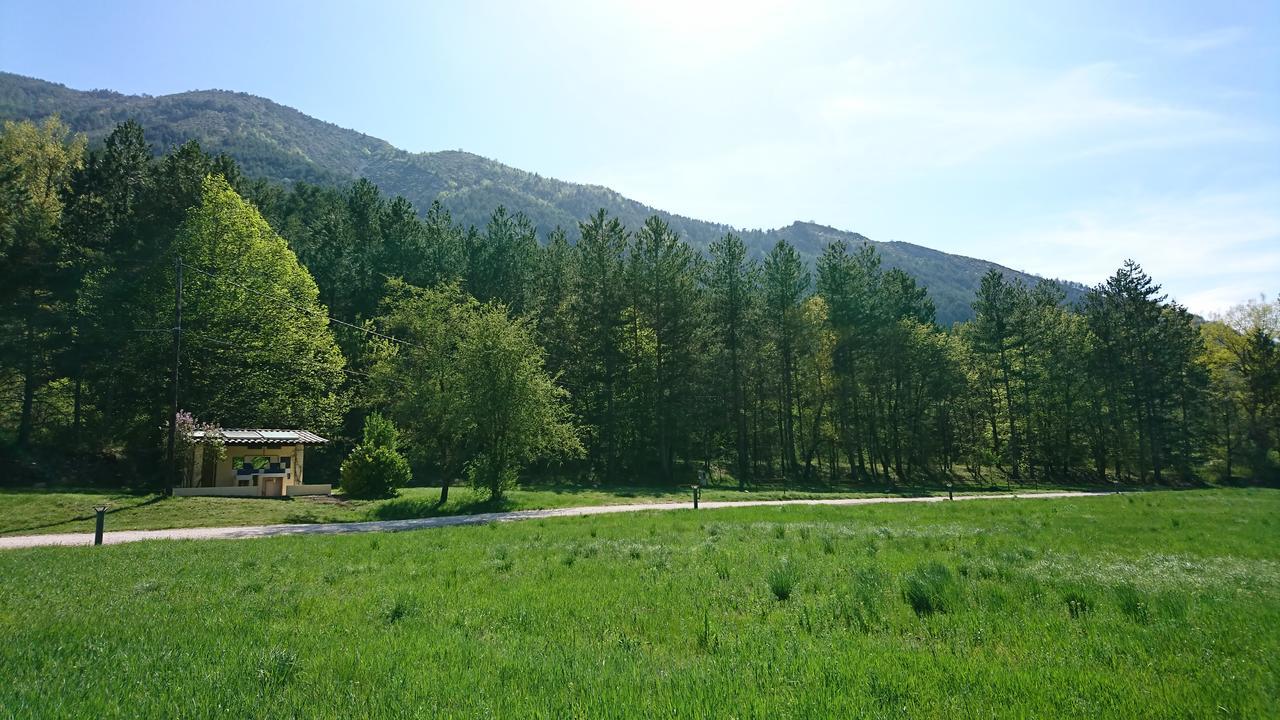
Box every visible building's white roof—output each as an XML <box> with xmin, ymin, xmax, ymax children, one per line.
<box><xmin>191</xmin><ymin>428</ymin><xmax>329</xmax><ymax>445</ymax></box>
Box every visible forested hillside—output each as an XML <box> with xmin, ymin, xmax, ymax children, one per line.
<box><xmin>3</xmin><ymin>117</ymin><xmax>1276</xmax><ymax>494</ymax></box>
<box><xmin>0</xmin><ymin>71</ymin><xmax>1084</xmax><ymax>324</ymax></box>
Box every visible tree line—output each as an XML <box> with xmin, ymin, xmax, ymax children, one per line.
<box><xmin>2</xmin><ymin>118</ymin><xmax>1277</xmax><ymax>494</ymax></box>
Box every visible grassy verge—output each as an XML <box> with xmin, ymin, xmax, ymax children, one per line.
<box><xmin>0</xmin><ymin>489</ymin><xmax>1276</xmax><ymax>717</ymax></box>
<box><xmin>0</xmin><ymin>480</ymin><xmax>1088</xmax><ymax>537</ymax></box>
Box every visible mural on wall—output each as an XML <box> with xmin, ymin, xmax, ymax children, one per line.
<box><xmin>231</xmin><ymin>455</ymin><xmax>292</xmax><ymax>477</ymax></box>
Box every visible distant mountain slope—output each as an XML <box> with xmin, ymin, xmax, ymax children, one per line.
<box><xmin>0</xmin><ymin>71</ymin><xmax>1084</xmax><ymax>323</ymax></box>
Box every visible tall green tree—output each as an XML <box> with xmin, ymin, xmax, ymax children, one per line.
<box><xmin>818</xmin><ymin>239</ymin><xmax>885</xmax><ymax>481</ymax></box>
<box><xmin>706</xmin><ymin>233</ymin><xmax>758</xmax><ymax>483</ymax></box>
<box><xmin>1239</xmin><ymin>326</ymin><xmax>1279</xmax><ymax>479</ymax></box>
<box><xmin>762</xmin><ymin>239</ymin><xmax>810</xmax><ymax>479</ymax></box>
<box><xmin>627</xmin><ymin>216</ymin><xmax>704</xmax><ymax>481</ymax></box>
<box><xmin>534</xmin><ymin>226</ymin><xmax>577</xmax><ymax>379</ymax></box>
<box><xmin>1201</xmin><ymin>320</ymin><xmax>1248</xmax><ymax>481</ymax></box>
<box><xmin>61</xmin><ymin>121</ymin><xmax>155</xmax><ymax>447</ymax></box>
<box><xmin>0</xmin><ymin>117</ymin><xmax>85</xmax><ymax>448</ymax></box>
<box><xmin>466</xmin><ymin>206</ymin><xmax>538</xmax><ymax>314</ymax></box>
<box><xmin>456</xmin><ymin>303</ymin><xmax>582</xmax><ymax>499</ymax></box>
<box><xmin>1084</xmin><ymin>261</ymin><xmax>1204</xmax><ymax>482</ymax></box>
<box><xmin>84</xmin><ymin>174</ymin><xmax>345</xmax><ymax>484</ymax></box>
<box><xmin>971</xmin><ymin>269</ymin><xmax>1023</xmax><ymax>478</ymax></box>
<box><xmin>371</xmin><ymin>282</ymin><xmax>580</xmax><ymax>501</ymax></box>
<box><xmin>369</xmin><ymin>282</ymin><xmax>475</xmax><ymax>504</ymax></box>
<box><xmin>570</xmin><ymin>210</ymin><xmax>630</xmax><ymax>481</ymax></box>
<box><xmin>419</xmin><ymin>200</ymin><xmax>466</xmax><ymax>287</ymax></box>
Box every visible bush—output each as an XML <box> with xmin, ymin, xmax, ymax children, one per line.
<box><xmin>340</xmin><ymin>414</ymin><xmax>411</xmax><ymax>499</ymax></box>
<box><xmin>341</xmin><ymin>446</ymin><xmax>411</xmax><ymax>499</ymax></box>
<box><xmin>901</xmin><ymin>561</ymin><xmax>961</xmax><ymax>616</ymax></box>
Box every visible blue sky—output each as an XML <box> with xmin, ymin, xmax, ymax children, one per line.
<box><xmin>3</xmin><ymin>0</ymin><xmax>1277</xmax><ymax>314</ymax></box>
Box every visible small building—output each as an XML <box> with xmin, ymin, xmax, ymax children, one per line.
<box><xmin>175</xmin><ymin>429</ymin><xmax>332</xmax><ymax>498</ymax></box>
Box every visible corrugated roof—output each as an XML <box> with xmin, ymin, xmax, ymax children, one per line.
<box><xmin>191</xmin><ymin>429</ymin><xmax>329</xmax><ymax>445</ymax></box>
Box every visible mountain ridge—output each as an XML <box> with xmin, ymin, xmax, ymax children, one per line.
<box><xmin>0</xmin><ymin>71</ymin><xmax>1085</xmax><ymax>323</ymax></box>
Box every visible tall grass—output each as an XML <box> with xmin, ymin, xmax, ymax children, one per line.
<box><xmin>901</xmin><ymin>561</ymin><xmax>961</xmax><ymax>616</ymax></box>
<box><xmin>767</xmin><ymin>557</ymin><xmax>800</xmax><ymax>600</ymax></box>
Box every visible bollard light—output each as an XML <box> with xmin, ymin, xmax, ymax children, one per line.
<box><xmin>93</xmin><ymin>505</ymin><xmax>108</xmax><ymax>546</ymax></box>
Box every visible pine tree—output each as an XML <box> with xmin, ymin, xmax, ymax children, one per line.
<box><xmin>534</xmin><ymin>227</ymin><xmax>577</xmax><ymax>379</ymax></box>
<box><xmin>707</xmin><ymin>233</ymin><xmax>758</xmax><ymax>483</ymax></box>
<box><xmin>971</xmin><ymin>270</ymin><xmax>1022</xmax><ymax>479</ymax></box>
<box><xmin>762</xmin><ymin>239</ymin><xmax>810</xmax><ymax>479</ymax></box>
<box><xmin>0</xmin><ymin>117</ymin><xmax>85</xmax><ymax>448</ymax></box>
<box><xmin>570</xmin><ymin>210</ymin><xmax>630</xmax><ymax>481</ymax></box>
<box><xmin>466</xmin><ymin>206</ymin><xmax>538</xmax><ymax>315</ymax></box>
<box><xmin>627</xmin><ymin>216</ymin><xmax>704</xmax><ymax>481</ymax></box>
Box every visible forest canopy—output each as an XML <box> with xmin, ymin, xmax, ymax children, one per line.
<box><xmin>1</xmin><ymin>118</ymin><xmax>1277</xmax><ymax>492</ymax></box>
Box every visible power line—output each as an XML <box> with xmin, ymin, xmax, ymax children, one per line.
<box><xmin>183</xmin><ymin>332</ymin><xmax>380</xmax><ymax>383</ymax></box>
<box><xmin>179</xmin><ymin>260</ymin><xmax>424</xmax><ymax>351</ymax></box>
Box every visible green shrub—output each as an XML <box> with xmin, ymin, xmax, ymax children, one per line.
<box><xmin>340</xmin><ymin>413</ymin><xmax>411</xmax><ymax>499</ymax></box>
<box><xmin>341</xmin><ymin>445</ymin><xmax>411</xmax><ymax>499</ymax></box>
<box><xmin>901</xmin><ymin>561</ymin><xmax>961</xmax><ymax>616</ymax></box>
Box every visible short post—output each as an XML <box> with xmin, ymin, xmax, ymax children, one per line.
<box><xmin>692</xmin><ymin>484</ymin><xmax>701</xmax><ymax>509</ymax></box>
<box><xmin>948</xmin><ymin>481</ymin><xmax>953</xmax><ymax>501</ymax></box>
<box><xmin>93</xmin><ymin>505</ymin><xmax>108</xmax><ymax>546</ymax></box>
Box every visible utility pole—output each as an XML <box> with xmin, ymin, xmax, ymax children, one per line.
<box><xmin>166</xmin><ymin>257</ymin><xmax>183</xmax><ymax>494</ymax></box>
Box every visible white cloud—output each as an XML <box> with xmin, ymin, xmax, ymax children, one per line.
<box><xmin>565</xmin><ymin>4</ymin><xmax>1278</xmax><ymax>315</ymax></box>
<box><xmin>588</xmin><ymin>54</ymin><xmax>1272</xmax><ymax>231</ymax></box>
<box><xmin>991</xmin><ymin>188</ymin><xmax>1280</xmax><ymax>315</ymax></box>
<box><xmin>1137</xmin><ymin>26</ymin><xmax>1247</xmax><ymax>55</ymax></box>
<box><xmin>811</xmin><ymin>60</ymin><xmax>1259</xmax><ymax>170</ymax></box>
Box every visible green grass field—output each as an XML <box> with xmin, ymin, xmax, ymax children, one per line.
<box><xmin>1</xmin><ymin>489</ymin><xmax>1276</xmax><ymax>718</ymax></box>
<box><xmin>0</xmin><ymin>480</ymin><xmax>1050</xmax><ymax>537</ymax></box>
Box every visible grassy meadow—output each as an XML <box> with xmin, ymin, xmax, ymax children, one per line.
<box><xmin>1</xmin><ymin>489</ymin><xmax>1276</xmax><ymax>718</ymax></box>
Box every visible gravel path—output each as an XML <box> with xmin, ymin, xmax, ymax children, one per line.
<box><xmin>0</xmin><ymin>490</ymin><xmax>1110</xmax><ymax>550</ymax></box>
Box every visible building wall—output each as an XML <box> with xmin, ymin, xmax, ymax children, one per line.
<box><xmin>174</xmin><ymin>483</ymin><xmax>331</xmax><ymax>498</ymax></box>
<box><xmin>202</xmin><ymin>444</ymin><xmax>306</xmax><ymax>493</ymax></box>
<box><xmin>173</xmin><ymin>485</ymin><xmax>264</xmax><ymax>498</ymax></box>
<box><xmin>182</xmin><ymin>442</ymin><xmax>326</xmax><ymax>497</ymax></box>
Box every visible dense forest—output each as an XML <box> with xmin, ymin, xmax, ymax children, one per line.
<box><xmin>0</xmin><ymin>71</ymin><xmax>1087</xmax><ymax>325</ymax></box>
<box><xmin>2</xmin><ymin>117</ymin><xmax>1278</xmax><ymax>494</ymax></box>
